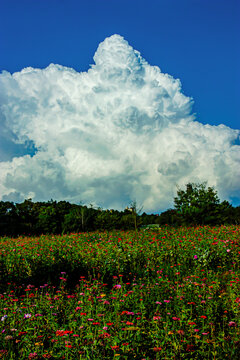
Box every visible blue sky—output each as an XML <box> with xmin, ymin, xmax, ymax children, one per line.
<box><xmin>0</xmin><ymin>0</ymin><xmax>239</xmax><ymax>211</ymax></box>
<box><xmin>1</xmin><ymin>0</ymin><xmax>239</xmax><ymax>129</ymax></box>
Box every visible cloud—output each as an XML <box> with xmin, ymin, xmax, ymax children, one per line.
<box><xmin>0</xmin><ymin>34</ymin><xmax>239</xmax><ymax>212</ymax></box>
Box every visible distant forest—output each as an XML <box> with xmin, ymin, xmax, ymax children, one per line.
<box><xmin>0</xmin><ymin>183</ymin><xmax>239</xmax><ymax>236</ymax></box>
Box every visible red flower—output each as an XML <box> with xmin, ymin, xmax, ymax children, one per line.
<box><xmin>153</xmin><ymin>347</ymin><xmax>162</xmax><ymax>352</ymax></box>
<box><xmin>186</xmin><ymin>344</ymin><xmax>195</xmax><ymax>352</ymax></box>
<box><xmin>56</xmin><ymin>330</ymin><xmax>73</xmax><ymax>337</ymax></box>
<box><xmin>99</xmin><ymin>332</ymin><xmax>111</xmax><ymax>339</ymax></box>
<box><xmin>18</xmin><ymin>331</ymin><xmax>27</xmax><ymax>336</ymax></box>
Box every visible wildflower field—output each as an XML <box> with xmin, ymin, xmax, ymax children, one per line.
<box><xmin>0</xmin><ymin>226</ymin><xmax>239</xmax><ymax>359</ymax></box>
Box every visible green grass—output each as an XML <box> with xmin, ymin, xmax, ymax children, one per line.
<box><xmin>0</xmin><ymin>226</ymin><xmax>239</xmax><ymax>359</ymax></box>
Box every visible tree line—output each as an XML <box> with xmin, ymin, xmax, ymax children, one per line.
<box><xmin>0</xmin><ymin>183</ymin><xmax>239</xmax><ymax>236</ymax></box>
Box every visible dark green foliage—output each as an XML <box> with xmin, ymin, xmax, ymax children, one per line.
<box><xmin>174</xmin><ymin>182</ymin><xmax>239</xmax><ymax>225</ymax></box>
<box><xmin>156</xmin><ymin>209</ymin><xmax>183</xmax><ymax>226</ymax></box>
<box><xmin>0</xmin><ymin>182</ymin><xmax>239</xmax><ymax>236</ymax></box>
<box><xmin>174</xmin><ymin>182</ymin><xmax>220</xmax><ymax>223</ymax></box>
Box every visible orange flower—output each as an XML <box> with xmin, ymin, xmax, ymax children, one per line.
<box><xmin>111</xmin><ymin>345</ymin><xmax>120</xmax><ymax>350</ymax></box>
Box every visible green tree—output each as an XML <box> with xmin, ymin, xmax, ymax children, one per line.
<box><xmin>15</xmin><ymin>199</ymin><xmax>37</xmax><ymax>234</ymax></box>
<box><xmin>0</xmin><ymin>201</ymin><xmax>17</xmax><ymax>236</ymax></box>
<box><xmin>157</xmin><ymin>209</ymin><xmax>182</xmax><ymax>226</ymax></box>
<box><xmin>62</xmin><ymin>207</ymin><xmax>81</xmax><ymax>233</ymax></box>
<box><xmin>36</xmin><ymin>202</ymin><xmax>59</xmax><ymax>234</ymax></box>
<box><xmin>174</xmin><ymin>182</ymin><xmax>220</xmax><ymax>224</ymax></box>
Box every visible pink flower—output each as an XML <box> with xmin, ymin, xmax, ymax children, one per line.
<box><xmin>24</xmin><ymin>313</ymin><xmax>31</xmax><ymax>319</ymax></box>
<box><xmin>177</xmin><ymin>330</ymin><xmax>184</xmax><ymax>335</ymax></box>
<box><xmin>228</xmin><ymin>321</ymin><xmax>237</xmax><ymax>327</ymax></box>
<box><xmin>28</xmin><ymin>353</ymin><xmax>38</xmax><ymax>359</ymax></box>
<box><xmin>114</xmin><ymin>284</ymin><xmax>121</xmax><ymax>289</ymax></box>
<box><xmin>194</xmin><ymin>255</ymin><xmax>198</xmax><ymax>260</ymax></box>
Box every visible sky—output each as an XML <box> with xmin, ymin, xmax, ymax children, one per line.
<box><xmin>0</xmin><ymin>0</ymin><xmax>239</xmax><ymax>212</ymax></box>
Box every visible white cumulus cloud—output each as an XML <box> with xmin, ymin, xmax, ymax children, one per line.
<box><xmin>0</xmin><ymin>34</ymin><xmax>239</xmax><ymax>212</ymax></box>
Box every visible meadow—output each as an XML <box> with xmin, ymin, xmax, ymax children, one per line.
<box><xmin>0</xmin><ymin>226</ymin><xmax>239</xmax><ymax>359</ymax></box>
